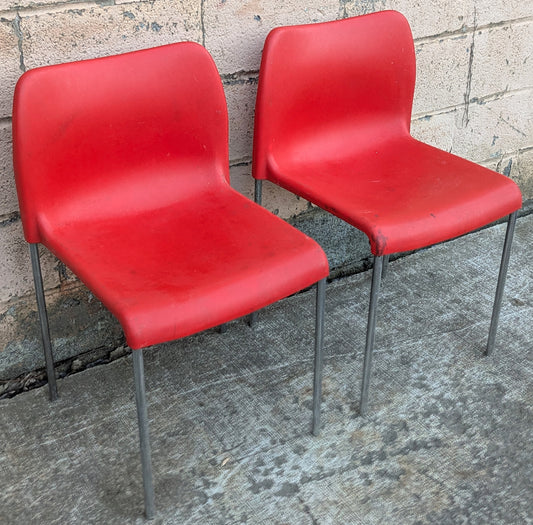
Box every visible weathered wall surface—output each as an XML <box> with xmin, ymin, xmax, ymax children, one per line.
<box><xmin>0</xmin><ymin>0</ymin><xmax>532</xmax><ymax>380</ymax></box>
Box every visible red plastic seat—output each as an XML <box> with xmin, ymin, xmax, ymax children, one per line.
<box><xmin>13</xmin><ymin>42</ymin><xmax>328</xmax><ymax>518</ymax></box>
<box><xmin>253</xmin><ymin>12</ymin><xmax>522</xmax><ymax>414</ymax></box>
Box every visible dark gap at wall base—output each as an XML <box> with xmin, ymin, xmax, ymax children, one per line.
<box><xmin>0</xmin><ymin>342</ymin><xmax>128</xmax><ymax>400</ymax></box>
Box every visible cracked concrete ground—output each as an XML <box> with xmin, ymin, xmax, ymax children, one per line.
<box><xmin>0</xmin><ymin>214</ymin><xmax>532</xmax><ymax>524</ymax></box>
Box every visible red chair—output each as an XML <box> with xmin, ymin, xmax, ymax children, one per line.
<box><xmin>253</xmin><ymin>11</ymin><xmax>522</xmax><ymax>415</ymax></box>
<box><xmin>13</xmin><ymin>42</ymin><xmax>329</xmax><ymax>518</ymax></box>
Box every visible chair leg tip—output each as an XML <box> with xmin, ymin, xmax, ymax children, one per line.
<box><xmin>144</xmin><ymin>500</ymin><xmax>155</xmax><ymax>520</ymax></box>
<box><xmin>248</xmin><ymin>312</ymin><xmax>258</xmax><ymax>327</ymax></box>
<box><xmin>311</xmin><ymin>413</ymin><xmax>321</xmax><ymax>436</ymax></box>
<box><xmin>48</xmin><ymin>386</ymin><xmax>58</xmax><ymax>402</ymax></box>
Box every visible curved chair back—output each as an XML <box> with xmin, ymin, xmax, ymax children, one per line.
<box><xmin>13</xmin><ymin>42</ymin><xmax>229</xmax><ymax>243</ymax></box>
<box><xmin>253</xmin><ymin>10</ymin><xmax>416</xmax><ymax>180</ymax></box>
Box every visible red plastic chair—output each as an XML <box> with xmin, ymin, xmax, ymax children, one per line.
<box><xmin>253</xmin><ymin>11</ymin><xmax>522</xmax><ymax>415</ymax></box>
<box><xmin>12</xmin><ymin>42</ymin><xmax>329</xmax><ymax>518</ymax></box>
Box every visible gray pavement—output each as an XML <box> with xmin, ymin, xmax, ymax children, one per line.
<box><xmin>1</xmin><ymin>214</ymin><xmax>532</xmax><ymax>524</ymax></box>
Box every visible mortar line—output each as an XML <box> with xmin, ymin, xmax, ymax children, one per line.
<box><xmin>12</xmin><ymin>12</ymin><xmax>26</xmax><ymax>73</ymax></box>
<box><xmin>411</xmin><ymin>86</ymin><xmax>533</xmax><ymax>121</ymax></box>
<box><xmin>339</xmin><ymin>0</ymin><xmax>347</xmax><ymax>19</ymax></box>
<box><xmin>230</xmin><ymin>157</ymin><xmax>252</xmax><ymax>168</ymax></box>
<box><xmin>414</xmin><ymin>15</ymin><xmax>533</xmax><ymax>45</ymax></box>
<box><xmin>479</xmin><ymin>145</ymin><xmax>533</xmax><ymax>168</ymax></box>
<box><xmin>0</xmin><ymin>211</ymin><xmax>20</xmax><ymax>227</ymax></box>
<box><xmin>221</xmin><ymin>70</ymin><xmax>259</xmax><ymax>79</ymax></box>
<box><xmin>462</xmin><ymin>6</ymin><xmax>477</xmax><ymax>127</ymax></box>
<box><xmin>0</xmin><ymin>1</ymin><xmax>104</xmax><ymax>19</ymax></box>
<box><xmin>200</xmin><ymin>0</ymin><xmax>205</xmax><ymax>47</ymax></box>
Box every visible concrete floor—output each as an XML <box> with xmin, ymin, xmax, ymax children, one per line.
<box><xmin>1</xmin><ymin>214</ymin><xmax>532</xmax><ymax>524</ymax></box>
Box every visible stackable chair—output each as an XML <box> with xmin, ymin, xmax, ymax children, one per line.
<box><xmin>12</xmin><ymin>42</ymin><xmax>329</xmax><ymax>518</ymax></box>
<box><xmin>253</xmin><ymin>11</ymin><xmax>522</xmax><ymax>415</ymax></box>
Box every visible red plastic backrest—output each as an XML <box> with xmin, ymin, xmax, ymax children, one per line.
<box><xmin>13</xmin><ymin>42</ymin><xmax>229</xmax><ymax>243</ymax></box>
<box><xmin>253</xmin><ymin>11</ymin><xmax>416</xmax><ymax>179</ymax></box>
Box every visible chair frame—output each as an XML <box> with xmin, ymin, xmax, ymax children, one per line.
<box><xmin>254</xmin><ymin>180</ymin><xmax>518</xmax><ymax>416</ymax></box>
<box><xmin>252</xmin><ymin>11</ymin><xmax>522</xmax><ymax>416</ymax></box>
<box><xmin>29</xmin><ymin>240</ymin><xmax>326</xmax><ymax>518</ymax></box>
<box><xmin>360</xmin><ymin>212</ymin><xmax>517</xmax><ymax>416</ymax></box>
<box><xmin>15</xmin><ymin>41</ymin><xmax>330</xmax><ymax>519</ymax></box>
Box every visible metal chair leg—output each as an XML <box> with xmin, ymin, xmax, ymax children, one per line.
<box><xmin>359</xmin><ymin>255</ymin><xmax>383</xmax><ymax>416</ymax></box>
<box><xmin>486</xmin><ymin>211</ymin><xmax>518</xmax><ymax>356</ymax></box>
<box><xmin>381</xmin><ymin>254</ymin><xmax>390</xmax><ymax>281</ymax></box>
<box><xmin>247</xmin><ymin>179</ymin><xmax>264</xmax><ymax>328</ymax></box>
<box><xmin>254</xmin><ymin>179</ymin><xmax>263</xmax><ymax>206</ymax></box>
<box><xmin>312</xmin><ymin>278</ymin><xmax>326</xmax><ymax>436</ymax></box>
<box><xmin>29</xmin><ymin>243</ymin><xmax>58</xmax><ymax>401</ymax></box>
<box><xmin>248</xmin><ymin>311</ymin><xmax>258</xmax><ymax>327</ymax></box>
<box><xmin>132</xmin><ymin>349</ymin><xmax>155</xmax><ymax>520</ymax></box>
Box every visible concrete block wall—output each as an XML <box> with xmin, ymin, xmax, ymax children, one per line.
<box><xmin>0</xmin><ymin>0</ymin><xmax>531</xmax><ymax>380</ymax></box>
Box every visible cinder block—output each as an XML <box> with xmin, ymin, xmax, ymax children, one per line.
<box><xmin>475</xmin><ymin>1</ymin><xmax>533</xmax><ymax>28</ymax></box>
<box><xmin>411</xmin><ymin>90</ymin><xmax>533</xmax><ymax>183</ymax></box>
<box><xmin>413</xmin><ymin>34</ymin><xmax>470</xmax><ymax>115</ymax></box>
<box><xmin>480</xmin><ymin>148</ymin><xmax>533</xmax><ymax>201</ymax></box>
<box><xmin>0</xmin><ymin>19</ymin><xmax>21</xmax><ymax>119</ymax></box>
<box><xmin>230</xmin><ymin>162</ymin><xmax>255</xmax><ymax>201</ymax></box>
<box><xmin>494</xmin><ymin>148</ymin><xmax>533</xmax><ymax>201</ymax></box>
<box><xmin>20</xmin><ymin>1</ymin><xmax>202</xmax><ymax>70</ymax></box>
<box><xmin>411</xmin><ymin>110</ymin><xmax>457</xmax><ymax>152</ymax></box>
<box><xmin>0</xmin><ymin>219</ymin><xmax>76</xmax><ymax>303</ymax></box>
<box><xmin>453</xmin><ymin>91</ymin><xmax>532</xmax><ymax>162</ymax></box>
<box><xmin>0</xmin><ymin>0</ymin><xmax>60</xmax><ymax>10</ymax></box>
<box><xmin>0</xmin><ymin>219</ymin><xmax>34</xmax><ymax>302</ymax></box>
<box><xmin>230</xmin><ymin>163</ymin><xmax>310</xmax><ymax>220</ymax></box>
<box><xmin>203</xmin><ymin>0</ymin><xmax>339</xmax><ymax>75</ymax></box>
<box><xmin>471</xmin><ymin>21</ymin><xmax>533</xmax><ymax>97</ymax></box>
<box><xmin>0</xmin><ymin>124</ymin><xmax>17</xmax><ymax>216</ymax></box>
<box><xmin>511</xmin><ymin>148</ymin><xmax>533</xmax><ymax>200</ymax></box>
<box><xmin>223</xmin><ymin>77</ymin><xmax>258</xmax><ymax>163</ymax></box>
<box><xmin>342</xmin><ymin>0</ymin><xmax>475</xmax><ymax>39</ymax></box>
<box><xmin>261</xmin><ymin>178</ymin><xmax>311</xmax><ymax>220</ymax></box>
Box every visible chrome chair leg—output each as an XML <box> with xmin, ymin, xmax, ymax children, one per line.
<box><xmin>254</xmin><ymin>179</ymin><xmax>263</xmax><ymax>206</ymax></box>
<box><xmin>381</xmin><ymin>254</ymin><xmax>390</xmax><ymax>281</ymax></box>
<box><xmin>486</xmin><ymin>211</ymin><xmax>518</xmax><ymax>356</ymax></box>
<box><xmin>312</xmin><ymin>278</ymin><xmax>326</xmax><ymax>436</ymax></box>
<box><xmin>248</xmin><ymin>311</ymin><xmax>258</xmax><ymax>327</ymax></box>
<box><xmin>132</xmin><ymin>349</ymin><xmax>155</xmax><ymax>520</ymax></box>
<box><xmin>29</xmin><ymin>243</ymin><xmax>58</xmax><ymax>401</ymax></box>
<box><xmin>359</xmin><ymin>255</ymin><xmax>383</xmax><ymax>416</ymax></box>
<box><xmin>247</xmin><ymin>179</ymin><xmax>264</xmax><ymax>328</ymax></box>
